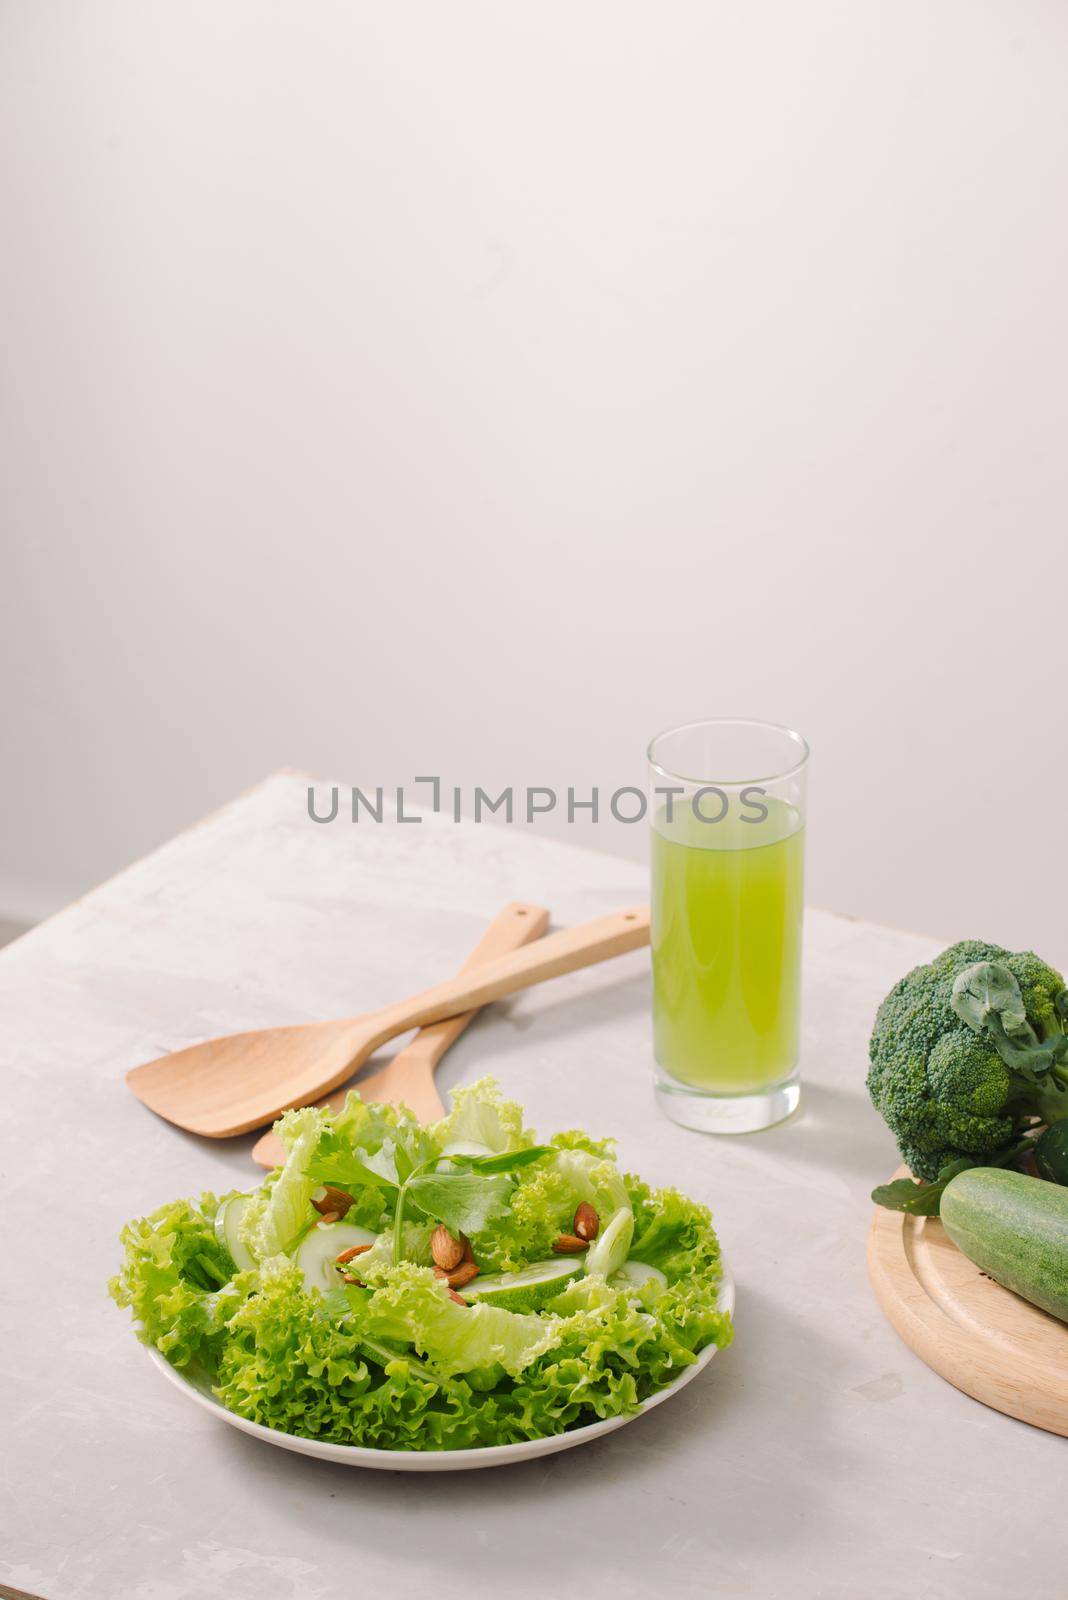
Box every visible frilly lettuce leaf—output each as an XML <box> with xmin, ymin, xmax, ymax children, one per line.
<box><xmin>243</xmin><ymin>1094</ymin><xmax>423</xmax><ymax>1258</ymax></box>
<box><xmin>627</xmin><ymin>1177</ymin><xmax>721</xmax><ymax>1277</ymax></box>
<box><xmin>331</xmin><ymin>1092</ymin><xmax>425</xmax><ymax>1154</ymax></box>
<box><xmin>107</xmin><ymin>1192</ymin><xmax>251</xmax><ymax>1367</ymax></box>
<box><xmin>239</xmin><ymin>1106</ymin><xmax>323</xmax><ymax>1260</ymax></box>
<box><xmin>205</xmin><ymin>1251</ymin><xmax>730</xmax><ymax>1448</ymax></box>
<box><xmin>625</xmin><ymin>1176</ymin><xmax>730</xmax><ymax>1363</ymax></box>
<box><xmin>304</xmin><ymin>1136</ymin><xmax>399</xmax><ymax>1196</ymax></box>
<box><xmin>479</xmin><ymin>1138</ymin><xmax>629</xmax><ymax>1271</ymax></box>
<box><xmin>429</xmin><ymin>1077</ymin><xmax>530</xmax><ymax>1155</ymax></box>
<box><xmin>551</xmin><ymin>1127</ymin><xmax>619</xmax><ymax>1160</ymax></box>
<box><xmin>364</xmin><ymin>1262</ymin><xmax>562</xmax><ymax>1378</ymax></box>
<box><xmin>110</xmin><ymin>1085</ymin><xmax>734</xmax><ymax>1451</ymax></box>
<box><xmin>349</xmin><ymin>1224</ymin><xmax>435</xmax><ymax>1281</ymax></box>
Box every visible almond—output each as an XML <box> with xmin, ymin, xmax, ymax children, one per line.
<box><xmin>316</xmin><ymin>1212</ymin><xmax>340</xmax><ymax>1227</ymax></box>
<box><xmin>552</xmin><ymin>1233</ymin><xmax>589</xmax><ymax>1254</ymax></box>
<box><xmin>431</xmin><ymin>1225</ymin><xmax>464</xmax><ymax>1271</ymax></box>
<box><xmin>446</xmin><ymin>1288</ymin><xmax>468</xmax><ymax>1306</ymax></box>
<box><xmin>574</xmin><ymin>1202</ymin><xmax>599</xmax><ymax>1242</ymax></box>
<box><xmin>460</xmin><ymin>1234</ymin><xmax>476</xmax><ymax>1266</ymax></box>
<box><xmin>313</xmin><ymin>1186</ymin><xmax>354</xmax><ymax>1218</ymax></box>
<box><xmin>340</xmin><ymin>1273</ymin><xmax>365</xmax><ymax>1286</ymax></box>
<box><xmin>335</xmin><ymin>1244</ymin><xmax>372</xmax><ymax>1264</ymax></box>
<box><xmin>446</xmin><ymin>1261</ymin><xmax>479</xmax><ymax>1290</ymax></box>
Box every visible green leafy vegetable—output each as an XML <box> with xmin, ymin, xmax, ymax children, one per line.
<box><xmin>305</xmin><ymin>1137</ymin><xmax>399</xmax><ymax>1196</ymax></box>
<box><xmin>404</xmin><ymin>1170</ymin><xmax>513</xmax><ymax>1236</ymax></box>
<box><xmin>432</xmin><ymin>1079</ymin><xmax>530</xmax><ymax>1155</ymax></box>
<box><xmin>240</xmin><ymin>1108</ymin><xmax>322</xmax><ymax>1260</ymax></box>
<box><xmin>951</xmin><ymin>961</ymin><xmax>1068</xmax><ymax>1082</ymax></box>
<box><xmin>871</xmin><ymin>1160</ymin><xmax>974</xmax><ymax>1215</ymax></box>
<box><xmin>871</xmin><ymin>1139</ymin><xmax>1032</xmax><ymax>1214</ymax></box>
<box><xmin>109</xmin><ymin>1078</ymin><xmax>732</xmax><ymax>1452</ymax></box>
<box><xmin>483</xmin><ymin>1140</ymin><xmax>630</xmax><ymax>1272</ymax></box>
<box><xmin>365</xmin><ymin>1261</ymin><xmax>562</xmax><ymax>1377</ymax></box>
<box><xmin>108</xmin><ymin>1192</ymin><xmax>250</xmax><ymax>1367</ymax></box>
<box><xmin>345</xmin><ymin>1225</ymin><xmax>434</xmax><ymax>1281</ymax></box>
<box><xmin>461</xmin><ymin>1145</ymin><xmax>553</xmax><ymax>1174</ymax></box>
<box><xmin>867</xmin><ymin>940</ymin><xmax>1068</xmax><ymax>1181</ymax></box>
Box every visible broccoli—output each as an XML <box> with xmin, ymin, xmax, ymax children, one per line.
<box><xmin>867</xmin><ymin>939</ymin><xmax>1068</xmax><ymax>1180</ymax></box>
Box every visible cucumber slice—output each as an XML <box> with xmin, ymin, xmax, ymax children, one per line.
<box><xmin>610</xmin><ymin>1259</ymin><xmax>668</xmax><ymax>1295</ymax></box>
<box><xmin>458</xmin><ymin>1257</ymin><xmax>583</xmax><ymax>1312</ymax></box>
<box><xmin>295</xmin><ymin>1222</ymin><xmax>378</xmax><ymax>1295</ymax></box>
<box><xmin>585</xmin><ymin>1208</ymin><xmax>634</xmax><ymax>1278</ymax></box>
<box><xmin>214</xmin><ymin>1194</ymin><xmax>257</xmax><ymax>1273</ymax></box>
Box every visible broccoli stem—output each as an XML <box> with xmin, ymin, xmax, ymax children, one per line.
<box><xmin>986</xmin><ymin>1012</ymin><xmax>1068</xmax><ymax>1079</ymax></box>
<box><xmin>1034</xmin><ymin>1066</ymin><xmax>1068</xmax><ymax>1126</ymax></box>
<box><xmin>1036</xmin><ymin>1007</ymin><xmax>1067</xmax><ymax>1047</ymax></box>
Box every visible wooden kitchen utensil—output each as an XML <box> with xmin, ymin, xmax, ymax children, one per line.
<box><xmin>868</xmin><ymin>1169</ymin><xmax>1068</xmax><ymax>1437</ymax></box>
<box><xmin>127</xmin><ymin>905</ymin><xmax>650</xmax><ymax>1138</ymax></box>
<box><xmin>250</xmin><ymin>901</ymin><xmax>549</xmax><ymax>1166</ymax></box>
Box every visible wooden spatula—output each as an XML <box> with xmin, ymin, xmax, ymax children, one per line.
<box><xmin>127</xmin><ymin>905</ymin><xmax>650</xmax><ymax>1138</ymax></box>
<box><xmin>250</xmin><ymin>901</ymin><xmax>549</xmax><ymax>1167</ymax></box>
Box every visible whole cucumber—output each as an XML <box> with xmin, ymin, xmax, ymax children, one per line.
<box><xmin>941</xmin><ymin>1167</ymin><xmax>1068</xmax><ymax>1324</ymax></box>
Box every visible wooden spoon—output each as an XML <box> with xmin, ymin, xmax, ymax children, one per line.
<box><xmin>127</xmin><ymin>905</ymin><xmax>650</xmax><ymax>1138</ymax></box>
<box><xmin>250</xmin><ymin>901</ymin><xmax>549</xmax><ymax>1167</ymax></box>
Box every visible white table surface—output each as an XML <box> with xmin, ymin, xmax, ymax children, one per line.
<box><xmin>1</xmin><ymin>774</ymin><xmax>1063</xmax><ymax>1600</ymax></box>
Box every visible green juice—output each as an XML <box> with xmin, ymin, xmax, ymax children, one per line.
<box><xmin>651</xmin><ymin>797</ymin><xmax>804</xmax><ymax>1094</ymax></box>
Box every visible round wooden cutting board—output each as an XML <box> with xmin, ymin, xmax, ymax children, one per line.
<box><xmin>868</xmin><ymin>1171</ymin><xmax>1068</xmax><ymax>1437</ymax></box>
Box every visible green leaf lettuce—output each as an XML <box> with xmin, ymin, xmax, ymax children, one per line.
<box><xmin>110</xmin><ymin>1079</ymin><xmax>732</xmax><ymax>1451</ymax></box>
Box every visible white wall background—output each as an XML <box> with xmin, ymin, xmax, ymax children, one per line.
<box><xmin>3</xmin><ymin>1</ymin><xmax>1068</xmax><ymax>956</ymax></box>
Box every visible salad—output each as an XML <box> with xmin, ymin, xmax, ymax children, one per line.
<box><xmin>110</xmin><ymin>1079</ymin><xmax>732</xmax><ymax>1452</ymax></box>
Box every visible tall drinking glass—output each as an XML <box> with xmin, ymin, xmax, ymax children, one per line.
<box><xmin>648</xmin><ymin>719</ymin><xmax>809</xmax><ymax>1133</ymax></box>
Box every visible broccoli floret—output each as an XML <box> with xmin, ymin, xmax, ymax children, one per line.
<box><xmin>867</xmin><ymin>939</ymin><xmax>1068</xmax><ymax>1180</ymax></box>
<box><xmin>1003</xmin><ymin>950</ymin><xmax>1068</xmax><ymax>1037</ymax></box>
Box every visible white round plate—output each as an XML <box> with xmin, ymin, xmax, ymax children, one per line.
<box><xmin>146</xmin><ymin>1264</ymin><xmax>734</xmax><ymax>1472</ymax></box>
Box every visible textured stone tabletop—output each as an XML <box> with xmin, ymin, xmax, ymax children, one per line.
<box><xmin>1</xmin><ymin>775</ymin><xmax>1062</xmax><ymax>1600</ymax></box>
